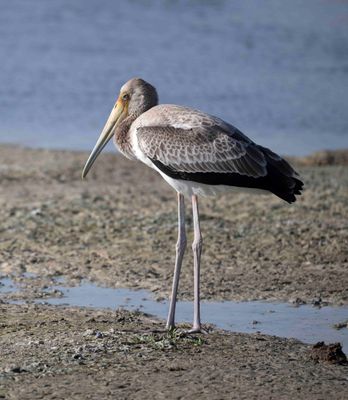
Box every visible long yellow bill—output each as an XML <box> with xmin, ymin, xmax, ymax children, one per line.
<box><xmin>82</xmin><ymin>100</ymin><xmax>125</xmax><ymax>178</ymax></box>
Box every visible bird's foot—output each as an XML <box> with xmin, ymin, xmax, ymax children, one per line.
<box><xmin>177</xmin><ymin>326</ymin><xmax>208</xmax><ymax>335</ymax></box>
<box><xmin>166</xmin><ymin>322</ymin><xmax>209</xmax><ymax>335</ymax></box>
<box><xmin>187</xmin><ymin>326</ymin><xmax>208</xmax><ymax>334</ymax></box>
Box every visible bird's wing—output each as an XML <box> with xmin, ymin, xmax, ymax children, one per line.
<box><xmin>135</xmin><ymin>105</ymin><xmax>302</xmax><ymax>202</ymax></box>
<box><xmin>136</xmin><ymin>119</ymin><xmax>268</xmax><ymax>178</ymax></box>
<box><xmin>136</xmin><ymin>105</ymin><xmax>299</xmax><ymax>179</ymax></box>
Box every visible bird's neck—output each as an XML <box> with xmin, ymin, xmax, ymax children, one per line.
<box><xmin>114</xmin><ymin>113</ymin><xmax>139</xmax><ymax>159</ymax></box>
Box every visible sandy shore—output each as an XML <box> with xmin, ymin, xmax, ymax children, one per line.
<box><xmin>0</xmin><ymin>145</ymin><xmax>347</xmax><ymax>304</ymax></box>
<box><xmin>0</xmin><ymin>304</ymin><xmax>347</xmax><ymax>400</ymax></box>
<box><xmin>1</xmin><ymin>144</ymin><xmax>348</xmax><ymax>399</ymax></box>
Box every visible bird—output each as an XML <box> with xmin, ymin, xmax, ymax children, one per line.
<box><xmin>82</xmin><ymin>77</ymin><xmax>303</xmax><ymax>333</ymax></box>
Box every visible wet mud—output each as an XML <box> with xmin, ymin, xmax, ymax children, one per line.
<box><xmin>1</xmin><ymin>304</ymin><xmax>348</xmax><ymax>400</ymax></box>
<box><xmin>0</xmin><ymin>145</ymin><xmax>348</xmax><ymax>398</ymax></box>
<box><xmin>0</xmin><ymin>145</ymin><xmax>347</xmax><ymax>305</ymax></box>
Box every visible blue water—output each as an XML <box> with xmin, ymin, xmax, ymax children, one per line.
<box><xmin>0</xmin><ymin>0</ymin><xmax>347</xmax><ymax>155</ymax></box>
<box><xmin>1</xmin><ymin>277</ymin><xmax>348</xmax><ymax>351</ymax></box>
<box><xmin>40</xmin><ymin>283</ymin><xmax>348</xmax><ymax>352</ymax></box>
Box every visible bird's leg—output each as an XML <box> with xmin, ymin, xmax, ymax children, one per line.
<box><xmin>190</xmin><ymin>194</ymin><xmax>203</xmax><ymax>333</ymax></box>
<box><xmin>166</xmin><ymin>193</ymin><xmax>187</xmax><ymax>330</ymax></box>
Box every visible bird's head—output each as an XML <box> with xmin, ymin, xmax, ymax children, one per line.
<box><xmin>82</xmin><ymin>77</ymin><xmax>158</xmax><ymax>179</ymax></box>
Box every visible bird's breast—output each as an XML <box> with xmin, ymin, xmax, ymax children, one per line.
<box><xmin>113</xmin><ymin>119</ymin><xmax>138</xmax><ymax>160</ymax></box>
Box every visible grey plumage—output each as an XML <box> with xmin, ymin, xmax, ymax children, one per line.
<box><xmin>121</xmin><ymin>78</ymin><xmax>158</xmax><ymax>116</ymax></box>
<box><xmin>137</xmin><ymin>114</ymin><xmax>268</xmax><ymax>178</ymax></box>
<box><xmin>133</xmin><ymin>104</ymin><xmax>302</xmax><ymax>202</ymax></box>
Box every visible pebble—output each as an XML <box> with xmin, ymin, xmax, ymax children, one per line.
<box><xmin>95</xmin><ymin>331</ymin><xmax>104</xmax><ymax>339</ymax></box>
<box><xmin>83</xmin><ymin>329</ymin><xmax>95</xmax><ymax>336</ymax></box>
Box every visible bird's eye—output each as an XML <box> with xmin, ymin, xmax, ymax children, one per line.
<box><xmin>122</xmin><ymin>93</ymin><xmax>129</xmax><ymax>101</ymax></box>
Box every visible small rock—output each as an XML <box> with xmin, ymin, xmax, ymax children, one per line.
<box><xmin>311</xmin><ymin>298</ymin><xmax>328</xmax><ymax>308</ymax></box>
<box><xmin>83</xmin><ymin>329</ymin><xmax>95</xmax><ymax>336</ymax></box>
<box><xmin>310</xmin><ymin>342</ymin><xmax>347</xmax><ymax>365</ymax></box>
<box><xmin>290</xmin><ymin>297</ymin><xmax>306</xmax><ymax>306</ymax></box>
<box><xmin>333</xmin><ymin>321</ymin><xmax>348</xmax><ymax>330</ymax></box>
<box><xmin>29</xmin><ymin>208</ymin><xmax>42</xmax><ymax>216</ymax></box>
<box><xmin>95</xmin><ymin>331</ymin><xmax>104</xmax><ymax>339</ymax></box>
<box><xmin>5</xmin><ymin>366</ymin><xmax>26</xmax><ymax>374</ymax></box>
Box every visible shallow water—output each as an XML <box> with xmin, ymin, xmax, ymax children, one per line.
<box><xmin>0</xmin><ymin>278</ymin><xmax>17</xmax><ymax>294</ymax></box>
<box><xmin>1</xmin><ymin>277</ymin><xmax>347</xmax><ymax>352</ymax></box>
<box><xmin>0</xmin><ymin>1</ymin><xmax>347</xmax><ymax>155</ymax></box>
<box><xmin>45</xmin><ymin>284</ymin><xmax>348</xmax><ymax>351</ymax></box>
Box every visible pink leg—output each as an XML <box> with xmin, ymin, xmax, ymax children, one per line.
<box><xmin>190</xmin><ymin>194</ymin><xmax>202</xmax><ymax>333</ymax></box>
<box><xmin>166</xmin><ymin>193</ymin><xmax>186</xmax><ymax>330</ymax></box>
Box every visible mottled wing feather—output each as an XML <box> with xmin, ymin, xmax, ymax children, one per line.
<box><xmin>137</xmin><ymin>125</ymin><xmax>268</xmax><ymax>178</ymax></box>
<box><xmin>258</xmin><ymin>145</ymin><xmax>300</xmax><ymax>177</ymax></box>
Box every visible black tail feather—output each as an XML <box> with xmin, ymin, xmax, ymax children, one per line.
<box><xmin>151</xmin><ymin>154</ymin><xmax>304</xmax><ymax>203</ymax></box>
<box><xmin>260</xmin><ymin>149</ymin><xmax>304</xmax><ymax>203</ymax></box>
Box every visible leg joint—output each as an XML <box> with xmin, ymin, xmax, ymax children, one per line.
<box><xmin>192</xmin><ymin>235</ymin><xmax>203</xmax><ymax>251</ymax></box>
<box><xmin>176</xmin><ymin>234</ymin><xmax>187</xmax><ymax>252</ymax></box>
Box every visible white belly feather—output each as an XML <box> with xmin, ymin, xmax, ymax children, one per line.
<box><xmin>156</xmin><ymin>174</ymin><xmax>269</xmax><ymax>197</ymax></box>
